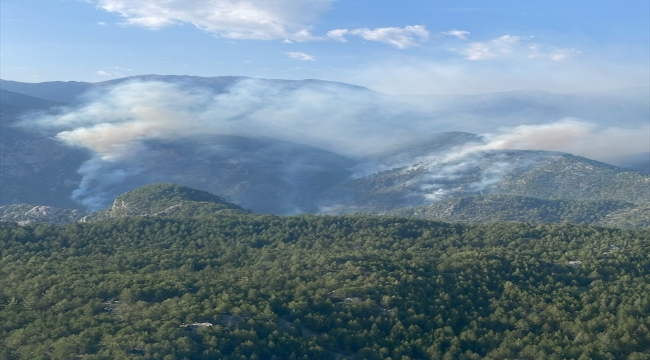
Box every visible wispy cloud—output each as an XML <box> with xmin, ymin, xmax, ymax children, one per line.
<box><xmin>327</xmin><ymin>25</ymin><xmax>429</xmax><ymax>48</ymax></box>
<box><xmin>441</xmin><ymin>29</ymin><xmax>470</xmax><ymax>39</ymax></box>
<box><xmin>451</xmin><ymin>35</ymin><xmax>581</xmax><ymax>61</ymax></box>
<box><xmin>454</xmin><ymin>35</ymin><xmax>522</xmax><ymax>60</ymax></box>
<box><xmin>109</xmin><ymin>66</ymin><xmax>132</xmax><ymax>72</ymax></box>
<box><xmin>96</xmin><ymin>70</ymin><xmax>112</xmax><ymax>76</ymax></box>
<box><xmin>286</xmin><ymin>52</ymin><xmax>315</xmax><ymax>61</ymax></box>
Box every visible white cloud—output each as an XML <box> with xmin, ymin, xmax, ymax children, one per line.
<box><xmin>96</xmin><ymin>70</ymin><xmax>112</xmax><ymax>76</ymax></box>
<box><xmin>286</xmin><ymin>52</ymin><xmax>315</xmax><ymax>61</ymax></box>
<box><xmin>452</xmin><ymin>35</ymin><xmax>581</xmax><ymax>62</ymax></box>
<box><xmin>441</xmin><ymin>29</ymin><xmax>470</xmax><ymax>39</ymax></box>
<box><xmin>97</xmin><ymin>21</ymin><xmax>107</xmax><ymax>26</ymax></box>
<box><xmin>327</xmin><ymin>25</ymin><xmax>429</xmax><ymax>48</ymax></box>
<box><xmin>90</xmin><ymin>0</ymin><xmax>334</xmax><ymax>41</ymax></box>
<box><xmin>88</xmin><ymin>1</ymin><xmax>433</xmax><ymax>48</ymax></box>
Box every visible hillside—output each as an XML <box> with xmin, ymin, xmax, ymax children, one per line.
<box><xmin>388</xmin><ymin>195</ymin><xmax>650</xmax><ymax>229</ymax></box>
<box><xmin>2</xmin><ymin>214</ymin><xmax>650</xmax><ymax>359</ymax></box>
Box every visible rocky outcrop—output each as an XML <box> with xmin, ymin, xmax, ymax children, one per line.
<box><xmin>0</xmin><ymin>204</ymin><xmax>85</xmax><ymax>225</ymax></box>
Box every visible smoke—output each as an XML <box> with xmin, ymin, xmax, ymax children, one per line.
<box><xmin>441</xmin><ymin>119</ymin><xmax>650</xmax><ymax>163</ymax></box>
<box><xmin>22</xmin><ymin>78</ymin><xmax>650</xmax><ymax>211</ymax></box>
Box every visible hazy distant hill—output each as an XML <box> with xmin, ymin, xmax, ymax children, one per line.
<box><xmin>0</xmin><ymin>75</ymin><xmax>372</xmax><ymax>103</ymax></box>
<box><xmin>0</xmin><ymin>89</ymin><xmax>62</xmax><ymax>112</ymax></box>
<box><xmin>0</xmin><ymin>80</ymin><xmax>92</xmax><ymax>103</ymax></box>
<box><xmin>0</xmin><ymin>90</ymin><xmax>88</xmax><ymax>208</ymax></box>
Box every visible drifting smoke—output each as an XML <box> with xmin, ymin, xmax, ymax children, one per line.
<box><xmin>23</xmin><ymin>79</ymin><xmax>650</xmax><ymax>211</ymax></box>
<box><xmin>435</xmin><ymin>119</ymin><xmax>650</xmax><ymax>163</ymax></box>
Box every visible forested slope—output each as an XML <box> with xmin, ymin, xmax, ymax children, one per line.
<box><xmin>388</xmin><ymin>195</ymin><xmax>650</xmax><ymax>229</ymax></box>
<box><xmin>2</xmin><ymin>215</ymin><xmax>650</xmax><ymax>359</ymax></box>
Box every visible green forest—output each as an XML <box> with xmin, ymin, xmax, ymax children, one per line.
<box><xmin>2</xmin><ymin>212</ymin><xmax>650</xmax><ymax>359</ymax></box>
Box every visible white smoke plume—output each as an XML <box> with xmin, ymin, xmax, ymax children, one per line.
<box><xmin>32</xmin><ymin>79</ymin><xmax>424</xmax><ymax>160</ymax></box>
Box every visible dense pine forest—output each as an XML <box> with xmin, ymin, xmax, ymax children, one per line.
<box><xmin>2</xmin><ymin>214</ymin><xmax>650</xmax><ymax>359</ymax></box>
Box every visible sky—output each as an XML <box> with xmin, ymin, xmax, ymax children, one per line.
<box><xmin>1</xmin><ymin>0</ymin><xmax>649</xmax><ymax>95</ymax></box>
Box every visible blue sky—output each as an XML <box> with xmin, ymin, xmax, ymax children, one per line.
<box><xmin>1</xmin><ymin>0</ymin><xmax>648</xmax><ymax>94</ymax></box>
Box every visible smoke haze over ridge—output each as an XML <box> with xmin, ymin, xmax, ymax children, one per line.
<box><xmin>20</xmin><ymin>78</ymin><xmax>650</xmax><ymax>211</ymax></box>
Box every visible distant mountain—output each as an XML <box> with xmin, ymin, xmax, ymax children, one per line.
<box><xmin>85</xmin><ymin>183</ymin><xmax>248</xmax><ymax>221</ymax></box>
<box><xmin>388</xmin><ymin>195</ymin><xmax>650</xmax><ymax>229</ymax></box>
<box><xmin>4</xmin><ymin>77</ymin><xmax>647</xmax><ymax>130</ymax></box>
<box><xmin>0</xmin><ymin>80</ymin><xmax>92</xmax><ymax>103</ymax></box>
<box><xmin>0</xmin><ymin>204</ymin><xmax>85</xmax><ymax>225</ymax></box>
<box><xmin>1</xmin><ymin>75</ymin><xmax>648</xmax><ymax>222</ymax></box>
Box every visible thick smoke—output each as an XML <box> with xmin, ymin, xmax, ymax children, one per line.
<box><xmin>23</xmin><ymin>79</ymin><xmax>650</xmax><ymax>211</ymax></box>
<box><xmin>33</xmin><ymin>79</ymin><xmax>424</xmax><ymax>160</ymax></box>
